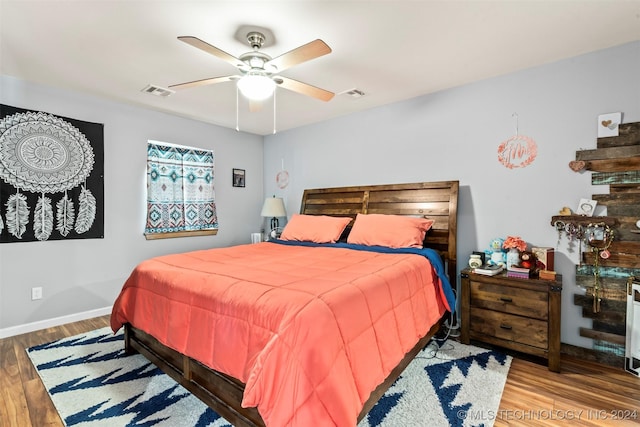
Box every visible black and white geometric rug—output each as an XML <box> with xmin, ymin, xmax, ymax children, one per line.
<box><xmin>28</xmin><ymin>327</ymin><xmax>511</xmax><ymax>427</ymax></box>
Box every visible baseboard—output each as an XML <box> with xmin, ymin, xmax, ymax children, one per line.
<box><xmin>0</xmin><ymin>306</ymin><xmax>112</xmax><ymax>339</ymax></box>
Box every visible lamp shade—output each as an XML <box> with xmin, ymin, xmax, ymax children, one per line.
<box><xmin>261</xmin><ymin>197</ymin><xmax>286</xmax><ymax>218</ymax></box>
<box><xmin>237</xmin><ymin>72</ymin><xmax>275</xmax><ymax>101</ymax></box>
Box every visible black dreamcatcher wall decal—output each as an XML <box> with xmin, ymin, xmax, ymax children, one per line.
<box><xmin>0</xmin><ymin>104</ymin><xmax>104</xmax><ymax>243</ymax></box>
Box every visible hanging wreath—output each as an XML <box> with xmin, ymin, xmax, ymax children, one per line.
<box><xmin>497</xmin><ymin>113</ymin><xmax>538</xmax><ymax>169</ymax></box>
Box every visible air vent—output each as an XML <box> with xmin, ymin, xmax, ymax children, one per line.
<box><xmin>339</xmin><ymin>88</ymin><xmax>365</xmax><ymax>99</ymax></box>
<box><xmin>141</xmin><ymin>84</ymin><xmax>175</xmax><ymax>97</ymax></box>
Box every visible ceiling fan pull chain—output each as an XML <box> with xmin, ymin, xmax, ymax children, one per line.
<box><xmin>273</xmin><ymin>88</ymin><xmax>277</xmax><ymax>134</ymax></box>
<box><xmin>235</xmin><ymin>86</ymin><xmax>240</xmax><ymax>132</ymax></box>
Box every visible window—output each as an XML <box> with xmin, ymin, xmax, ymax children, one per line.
<box><xmin>144</xmin><ymin>141</ymin><xmax>218</xmax><ymax>239</ymax></box>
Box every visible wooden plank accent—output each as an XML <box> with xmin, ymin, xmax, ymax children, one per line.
<box><xmin>593</xmin><ymin>319</ymin><xmax>625</xmax><ymax>336</ymax></box>
<box><xmin>610</xmin><ymin>183</ymin><xmax>640</xmax><ymax>194</ymax></box>
<box><xmin>612</xmin><ymin>220</ymin><xmax>640</xmax><ymax>237</ymax></box>
<box><xmin>592</xmin><ymin>170</ymin><xmax>640</xmax><ymax>185</ymax></box>
<box><xmin>592</xmin><ymin>192</ymin><xmax>640</xmax><ymax>205</ymax></box>
<box><xmin>575</xmin><ymin>274</ymin><xmax>629</xmax><ymax>300</ymax></box>
<box><xmin>576</xmin><ymin>264</ymin><xmax>640</xmax><ymax>279</ymax></box>
<box><xmin>560</xmin><ymin>342</ymin><xmax>624</xmax><ymax>367</ymax></box>
<box><xmin>597</xmin><ymin>122</ymin><xmax>640</xmax><ymax>148</ymax></box>
<box><xmin>575</xmin><ymin>294</ymin><xmax>625</xmax><ymax>323</ymax></box>
<box><xmin>580</xmin><ymin>156</ymin><xmax>640</xmax><ymax>172</ymax></box>
<box><xmin>579</xmin><ymin>327</ymin><xmax>625</xmax><ymax>345</ymax></box>
<box><xmin>582</xmin><ymin>251</ymin><xmax>640</xmax><ymax>268</ymax></box>
<box><xmin>550</xmin><ymin>215</ymin><xmax>617</xmax><ymax>227</ymax></box>
<box><xmin>576</xmin><ymin>145</ymin><xmax>640</xmax><ymax>162</ymax></box>
<box><xmin>577</xmin><ymin>145</ymin><xmax>640</xmax><ymax>161</ymax></box>
<box><xmin>574</xmin><ymin>293</ymin><xmax>626</xmax><ymax>312</ymax></box>
<box><xmin>607</xmin><ymin>206</ymin><xmax>640</xmax><ymax>221</ymax></box>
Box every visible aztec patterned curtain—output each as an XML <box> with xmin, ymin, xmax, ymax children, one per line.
<box><xmin>145</xmin><ymin>141</ymin><xmax>218</xmax><ymax>236</ymax></box>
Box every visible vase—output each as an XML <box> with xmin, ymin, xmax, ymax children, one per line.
<box><xmin>506</xmin><ymin>248</ymin><xmax>520</xmax><ymax>269</ymax></box>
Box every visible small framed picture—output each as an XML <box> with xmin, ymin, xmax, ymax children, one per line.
<box><xmin>576</xmin><ymin>198</ymin><xmax>597</xmax><ymax>216</ymax></box>
<box><xmin>232</xmin><ymin>168</ymin><xmax>245</xmax><ymax>187</ymax></box>
<box><xmin>597</xmin><ymin>112</ymin><xmax>621</xmax><ymax>138</ymax></box>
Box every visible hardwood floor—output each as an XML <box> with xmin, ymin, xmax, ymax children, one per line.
<box><xmin>1</xmin><ymin>315</ymin><xmax>639</xmax><ymax>426</ymax></box>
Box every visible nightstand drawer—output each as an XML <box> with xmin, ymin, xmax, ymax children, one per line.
<box><xmin>470</xmin><ymin>281</ymin><xmax>548</xmax><ymax>320</ymax></box>
<box><xmin>470</xmin><ymin>307</ymin><xmax>548</xmax><ymax>349</ymax></box>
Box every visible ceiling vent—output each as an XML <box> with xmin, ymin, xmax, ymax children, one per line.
<box><xmin>339</xmin><ymin>88</ymin><xmax>365</xmax><ymax>99</ymax></box>
<box><xmin>141</xmin><ymin>84</ymin><xmax>175</xmax><ymax>97</ymax></box>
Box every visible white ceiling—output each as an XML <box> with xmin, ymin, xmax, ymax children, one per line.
<box><xmin>2</xmin><ymin>1</ymin><xmax>639</xmax><ymax>136</ymax></box>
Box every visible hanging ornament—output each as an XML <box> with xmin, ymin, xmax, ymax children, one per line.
<box><xmin>585</xmin><ymin>222</ymin><xmax>614</xmax><ymax>313</ymax></box>
<box><xmin>276</xmin><ymin>158</ymin><xmax>289</xmax><ymax>189</ymax></box>
<box><xmin>497</xmin><ymin>113</ymin><xmax>538</xmax><ymax>169</ymax></box>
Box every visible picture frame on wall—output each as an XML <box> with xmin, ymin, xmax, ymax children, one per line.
<box><xmin>597</xmin><ymin>112</ymin><xmax>621</xmax><ymax>138</ymax></box>
<box><xmin>576</xmin><ymin>198</ymin><xmax>597</xmax><ymax>216</ymax></box>
<box><xmin>232</xmin><ymin>168</ymin><xmax>245</xmax><ymax>187</ymax></box>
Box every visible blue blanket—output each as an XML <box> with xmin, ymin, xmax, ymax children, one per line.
<box><xmin>269</xmin><ymin>239</ymin><xmax>456</xmax><ymax>314</ymax></box>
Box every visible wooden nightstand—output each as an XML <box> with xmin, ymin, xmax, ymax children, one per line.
<box><xmin>460</xmin><ymin>268</ymin><xmax>562</xmax><ymax>372</ymax></box>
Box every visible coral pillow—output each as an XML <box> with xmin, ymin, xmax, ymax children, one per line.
<box><xmin>280</xmin><ymin>214</ymin><xmax>352</xmax><ymax>244</ymax></box>
<box><xmin>347</xmin><ymin>213</ymin><xmax>434</xmax><ymax>248</ymax></box>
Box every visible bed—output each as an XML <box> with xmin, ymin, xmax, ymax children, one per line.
<box><xmin>111</xmin><ymin>180</ymin><xmax>459</xmax><ymax>426</ymax></box>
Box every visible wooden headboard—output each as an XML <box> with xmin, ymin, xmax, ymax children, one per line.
<box><xmin>300</xmin><ymin>181</ymin><xmax>459</xmax><ymax>281</ymax></box>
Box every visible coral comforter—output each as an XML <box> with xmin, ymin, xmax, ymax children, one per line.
<box><xmin>111</xmin><ymin>241</ymin><xmax>454</xmax><ymax>426</ymax></box>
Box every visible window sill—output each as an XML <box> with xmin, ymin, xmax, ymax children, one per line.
<box><xmin>144</xmin><ymin>229</ymin><xmax>218</xmax><ymax>240</ymax></box>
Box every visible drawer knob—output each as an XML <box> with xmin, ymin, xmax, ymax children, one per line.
<box><xmin>500</xmin><ymin>296</ymin><xmax>513</xmax><ymax>303</ymax></box>
<box><xmin>500</xmin><ymin>324</ymin><xmax>513</xmax><ymax>330</ymax></box>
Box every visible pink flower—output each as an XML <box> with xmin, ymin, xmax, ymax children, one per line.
<box><xmin>503</xmin><ymin>236</ymin><xmax>527</xmax><ymax>252</ymax></box>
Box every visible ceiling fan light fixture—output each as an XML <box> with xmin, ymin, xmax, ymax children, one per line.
<box><xmin>237</xmin><ymin>71</ymin><xmax>275</xmax><ymax>100</ymax></box>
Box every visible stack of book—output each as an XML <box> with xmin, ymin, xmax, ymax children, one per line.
<box><xmin>473</xmin><ymin>264</ymin><xmax>504</xmax><ymax>276</ymax></box>
<box><xmin>506</xmin><ymin>265</ymin><xmax>533</xmax><ymax>279</ymax></box>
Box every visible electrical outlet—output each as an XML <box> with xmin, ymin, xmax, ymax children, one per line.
<box><xmin>31</xmin><ymin>287</ymin><xmax>43</xmax><ymax>300</ymax></box>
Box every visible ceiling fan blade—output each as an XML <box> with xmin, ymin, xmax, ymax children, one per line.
<box><xmin>178</xmin><ymin>36</ymin><xmax>243</xmax><ymax>68</ymax></box>
<box><xmin>276</xmin><ymin>76</ymin><xmax>334</xmax><ymax>102</ymax></box>
<box><xmin>266</xmin><ymin>39</ymin><xmax>331</xmax><ymax>72</ymax></box>
<box><xmin>169</xmin><ymin>75</ymin><xmax>237</xmax><ymax>90</ymax></box>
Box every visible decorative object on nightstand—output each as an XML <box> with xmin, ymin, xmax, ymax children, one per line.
<box><xmin>485</xmin><ymin>238</ymin><xmax>506</xmax><ymax>266</ymax></box>
<box><xmin>473</xmin><ymin>264</ymin><xmax>504</xmax><ymax>276</ymax></box>
<box><xmin>261</xmin><ymin>196</ymin><xmax>286</xmax><ymax>239</ymax></box>
<box><xmin>468</xmin><ymin>254</ymin><xmax>483</xmax><ymax>268</ymax></box>
<box><xmin>502</xmin><ymin>236</ymin><xmax>527</xmax><ymax>269</ymax></box>
<box><xmin>460</xmin><ymin>268</ymin><xmax>562</xmax><ymax>372</ymax></box>
<box><xmin>532</xmin><ymin>247</ymin><xmax>554</xmax><ymax>271</ymax></box>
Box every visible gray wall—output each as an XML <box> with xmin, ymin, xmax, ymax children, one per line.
<box><xmin>263</xmin><ymin>41</ymin><xmax>640</xmax><ymax>348</ymax></box>
<box><xmin>0</xmin><ymin>75</ymin><xmax>264</xmax><ymax>334</ymax></box>
<box><xmin>2</xmin><ymin>41</ymin><xmax>638</xmax><ymax>349</ymax></box>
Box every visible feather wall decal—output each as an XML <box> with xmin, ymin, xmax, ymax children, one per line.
<box><xmin>56</xmin><ymin>193</ymin><xmax>75</xmax><ymax>237</ymax></box>
<box><xmin>0</xmin><ymin>210</ymin><xmax>4</xmax><ymax>233</ymax></box>
<box><xmin>34</xmin><ymin>195</ymin><xmax>54</xmax><ymax>241</ymax></box>
<box><xmin>6</xmin><ymin>193</ymin><xmax>30</xmax><ymax>239</ymax></box>
<box><xmin>75</xmin><ymin>186</ymin><xmax>96</xmax><ymax>234</ymax></box>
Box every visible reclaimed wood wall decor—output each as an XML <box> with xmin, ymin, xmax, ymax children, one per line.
<box><xmin>559</xmin><ymin>122</ymin><xmax>640</xmax><ymax>366</ymax></box>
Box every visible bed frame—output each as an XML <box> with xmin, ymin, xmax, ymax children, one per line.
<box><xmin>124</xmin><ymin>180</ymin><xmax>459</xmax><ymax>427</ymax></box>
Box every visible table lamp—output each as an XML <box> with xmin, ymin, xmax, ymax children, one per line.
<box><xmin>261</xmin><ymin>196</ymin><xmax>286</xmax><ymax>237</ymax></box>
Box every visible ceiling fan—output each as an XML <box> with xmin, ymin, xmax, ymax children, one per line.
<box><xmin>169</xmin><ymin>31</ymin><xmax>335</xmax><ymax>104</ymax></box>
